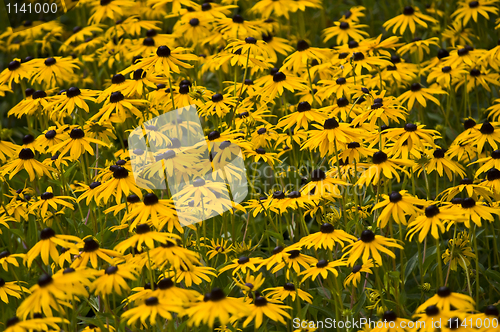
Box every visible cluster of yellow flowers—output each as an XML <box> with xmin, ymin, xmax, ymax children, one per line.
<box><xmin>0</xmin><ymin>0</ymin><xmax>500</xmax><ymax>331</ymax></box>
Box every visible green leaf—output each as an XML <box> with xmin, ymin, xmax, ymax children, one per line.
<box><xmin>8</xmin><ymin>228</ymin><xmax>25</xmax><ymax>241</ymax></box>
<box><xmin>265</xmin><ymin>230</ymin><xmax>281</xmax><ymax>240</ymax></box>
<box><xmin>64</xmin><ymin>162</ymin><xmax>79</xmax><ymax>178</ymax></box>
<box><xmin>405</xmin><ymin>252</ymin><xmax>419</xmax><ymax>282</ymax></box>
<box><xmin>352</xmin><ymin>290</ymin><xmax>367</xmax><ymax>317</ymax></box>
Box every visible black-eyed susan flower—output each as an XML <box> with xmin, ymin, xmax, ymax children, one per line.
<box><xmin>317</xmin><ymin>76</ymin><xmax>364</xmax><ymax>101</ymax></box>
<box><xmin>96</xmin><ymin>74</ymin><xmax>129</xmax><ymax>103</ymax></box>
<box><xmin>415</xmin><ymin>148</ymin><xmax>467</xmax><ymax>181</ymax></box>
<box><xmin>1</xmin><ymin>148</ymin><xmax>54</xmax><ymax>181</ymax></box>
<box><xmin>234</xmin><ymin>273</ymin><xmax>265</xmax><ymax>295</ymax></box>
<box><xmin>265</xmin><ymin>283</ymin><xmax>313</xmax><ymax>303</ymax></box>
<box><xmin>173</xmin><ymin>178</ymin><xmax>231</xmax><ymax>208</ymax></box>
<box><xmin>30</xmin><ymin>187</ymin><xmax>75</xmax><ymax>219</ymax></box>
<box><xmin>334</xmin><ymin>141</ymin><xmax>376</xmax><ymax>164</ymax></box>
<box><xmin>457</xmin><ymin>67</ymin><xmax>500</xmax><ymax>93</ymax></box>
<box><xmin>427</xmin><ymin>64</ymin><xmax>468</xmax><ymax>88</ymax></box>
<box><xmin>459</xmin><ymin>197</ymin><xmax>500</xmax><ymax>228</ymax></box>
<box><xmin>299</xmin><ymin>223</ymin><xmax>356</xmax><ymax>250</ymax></box>
<box><xmin>299</xmin><ymin>259</ymin><xmax>345</xmax><ymax>282</ymax></box>
<box><xmin>184</xmin><ymin>287</ymin><xmax>249</xmax><ymax>328</ymax></box>
<box><xmin>412</xmin><ymin>305</ymin><xmax>455</xmax><ymax>329</ymax></box>
<box><xmin>4</xmin><ymin>316</ymin><xmax>69</xmax><ymax>332</ymax></box>
<box><xmin>0</xmin><ymin>278</ymin><xmax>29</xmax><ymax>304</ymax></box>
<box><xmin>219</xmin><ymin>256</ymin><xmax>263</xmax><ymax>275</ymax></box>
<box><xmin>125</xmin><ymin>193</ymin><xmax>177</xmax><ymax>230</ymax></box>
<box><xmin>225</xmin><ymin>37</ymin><xmax>271</xmax><ymax>58</ymax></box>
<box><xmin>25</xmin><ymin>228</ymin><xmax>80</xmax><ymax>267</ymax></box>
<box><xmin>344</xmin><ymin>259</ymin><xmax>374</xmax><ymax>287</ymax></box>
<box><xmin>398</xmin><ymin>83</ymin><xmax>447</xmax><ymax>110</ymax></box>
<box><xmin>215</xmin><ymin>14</ymin><xmax>262</xmax><ymax>39</ymax></box>
<box><xmin>258</xmin><ymin>71</ymin><xmax>307</xmax><ymax>103</ymax></box>
<box><xmin>121</xmin><ymin>296</ymin><xmax>183</xmax><ymax>326</ymax></box>
<box><xmin>383</xmin><ymin>6</ymin><xmax>438</xmax><ymax>34</ymax></box>
<box><xmin>35</xmin><ymin>127</ymin><xmax>67</xmax><ymax>153</ymax></box>
<box><xmin>50</xmin><ymin>87</ymin><xmax>97</xmax><ymax>117</ymax></box>
<box><xmin>250</xmin><ymin>126</ymin><xmax>279</xmax><ymax>148</ymax></box>
<box><xmin>84</xmin><ymin>120</ymin><xmax>117</xmax><ymax>145</ymax></box>
<box><xmin>373</xmin><ymin>190</ymin><xmax>426</xmax><ymax>228</ymax></box>
<box><xmin>342</xmin><ymin>52</ymin><xmax>392</xmax><ymax>76</ymax></box>
<box><xmin>469</xmin><ymin>305</ymin><xmax>499</xmax><ymax>332</ymax></box>
<box><xmin>51</xmin><ymin>128</ymin><xmax>108</xmax><ymax>161</ymax></box>
<box><xmin>174</xmin><ymin>17</ymin><xmax>212</xmax><ymax>45</ymax></box>
<box><xmin>91</xmin><ymin>264</ymin><xmax>139</xmax><ymax>298</ymax></box>
<box><xmin>271</xmin><ymin>249</ymin><xmax>317</xmax><ymax>276</ymax></box>
<box><xmin>356</xmin><ymin>151</ymin><xmax>412</xmax><ymax>187</ymax></box>
<box><xmin>205</xmin><ymin>238</ymin><xmax>233</xmax><ymax>261</ymax></box>
<box><xmin>198</xmin><ymin>92</ymin><xmax>237</xmax><ymax>118</ymax></box>
<box><xmin>88</xmin><ymin>0</ymin><xmax>136</xmax><ymax>24</ymax></box>
<box><xmin>128</xmin><ymin>45</ymin><xmax>198</xmax><ymax>76</ymax></box>
<box><xmin>53</xmin><ymin>267</ymin><xmax>96</xmax><ymax>298</ymax></box>
<box><xmin>342</xmin><ymin>230</ymin><xmax>403</xmax><ymax>266</ymax></box>
<box><xmin>442</xmin><ymin>231</ymin><xmax>476</xmax><ymax>271</ymax></box>
<box><xmin>407</xmin><ymin>204</ymin><xmax>465</xmax><ymax>242</ymax></box>
<box><xmin>323</xmin><ymin>21</ymin><xmax>369</xmax><ymax>45</ymax></box>
<box><xmin>71</xmin><ymin>237</ymin><xmax>122</xmax><ymax>268</ymax></box>
<box><xmin>16</xmin><ymin>274</ymin><xmax>71</xmax><ymax>319</ymax></box>
<box><xmin>0</xmin><ymin>59</ymin><xmax>32</xmax><ymax>86</ymax></box>
<box><xmin>481</xmin><ymin>168</ymin><xmax>500</xmax><ymax>193</ymax></box>
<box><xmin>277</xmin><ymin>102</ymin><xmax>328</xmax><ymax>130</ymax></box>
<box><xmin>441</xmin><ymin>22</ymin><xmax>474</xmax><ymax>48</ymax></box>
<box><xmin>443</xmin><ymin>45</ymin><xmax>483</xmax><ymax>67</ymax></box>
<box><xmin>91</xmin><ymin>91</ymin><xmax>146</xmax><ymax>123</ymax></box>
<box><xmin>452</xmin><ymin>0</ymin><xmax>499</xmax><ymax>26</ymax></box>
<box><xmin>353</xmin><ymin>94</ymin><xmax>408</xmax><ymax>128</ymax></box>
<box><xmin>398</xmin><ymin>37</ymin><xmax>439</xmax><ymax>61</ymax></box>
<box><xmin>465</xmin><ymin>121</ymin><xmax>500</xmax><ymax>152</ymax></box>
<box><xmin>243</xmin><ymin>296</ymin><xmax>291</xmax><ymax>328</ymax></box>
<box><xmin>97</xmin><ymin>165</ymin><xmax>143</xmax><ymax>205</ymax></box>
<box><xmin>31</xmin><ymin>56</ymin><xmax>79</xmax><ymax>88</ymax></box>
<box><xmin>168</xmin><ymin>262</ymin><xmax>216</xmax><ymax>287</ymax></box>
<box><xmin>0</xmin><ymin>251</ymin><xmax>25</xmax><ymax>272</ymax></box>
<box><xmin>282</xmin><ymin>40</ymin><xmax>329</xmax><ymax>73</ymax></box>
<box><xmin>301</xmin><ymin>118</ymin><xmax>363</xmax><ymax>157</ymax></box>
<box><xmin>416</xmin><ymin>286</ymin><xmax>475</xmax><ymax>312</ymax></box>
<box><xmin>150</xmin><ymin>277</ymin><xmax>200</xmax><ymax>303</ymax></box>
<box><xmin>114</xmin><ymin>223</ymin><xmax>180</xmax><ymax>253</ymax></box>
<box><xmin>258</xmin><ymin>245</ymin><xmax>298</xmax><ymax>271</ymax></box>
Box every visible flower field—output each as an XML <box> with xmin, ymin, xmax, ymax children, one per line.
<box><xmin>1</xmin><ymin>0</ymin><xmax>500</xmax><ymax>331</ymax></box>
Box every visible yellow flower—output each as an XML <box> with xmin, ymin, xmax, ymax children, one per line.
<box><xmin>452</xmin><ymin>0</ymin><xmax>499</xmax><ymax>26</ymax></box>
<box><xmin>323</xmin><ymin>21</ymin><xmax>369</xmax><ymax>45</ymax></box>
<box><xmin>383</xmin><ymin>6</ymin><xmax>438</xmax><ymax>35</ymax></box>
<box><xmin>342</xmin><ymin>230</ymin><xmax>403</xmax><ymax>266</ymax></box>
<box><xmin>398</xmin><ymin>83</ymin><xmax>447</xmax><ymax>110</ymax></box>
<box><xmin>31</xmin><ymin>56</ymin><xmax>79</xmax><ymax>88</ymax></box>
<box><xmin>25</xmin><ymin>228</ymin><xmax>80</xmax><ymax>267</ymax></box>
<box><xmin>30</xmin><ymin>186</ymin><xmax>75</xmax><ymax>219</ymax></box>
<box><xmin>121</xmin><ymin>296</ymin><xmax>183</xmax><ymax>326</ymax></box>
<box><xmin>416</xmin><ymin>286</ymin><xmax>475</xmax><ymax>312</ymax></box>
<box><xmin>91</xmin><ymin>264</ymin><xmax>139</xmax><ymax>297</ymax></box>
<box><xmin>184</xmin><ymin>288</ymin><xmax>249</xmax><ymax>328</ymax></box>
<box><xmin>243</xmin><ymin>296</ymin><xmax>291</xmax><ymax>328</ymax></box>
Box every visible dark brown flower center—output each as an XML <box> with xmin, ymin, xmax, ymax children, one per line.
<box><xmin>156</xmin><ymin>46</ymin><xmax>171</xmax><ymax>57</ymax></box>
